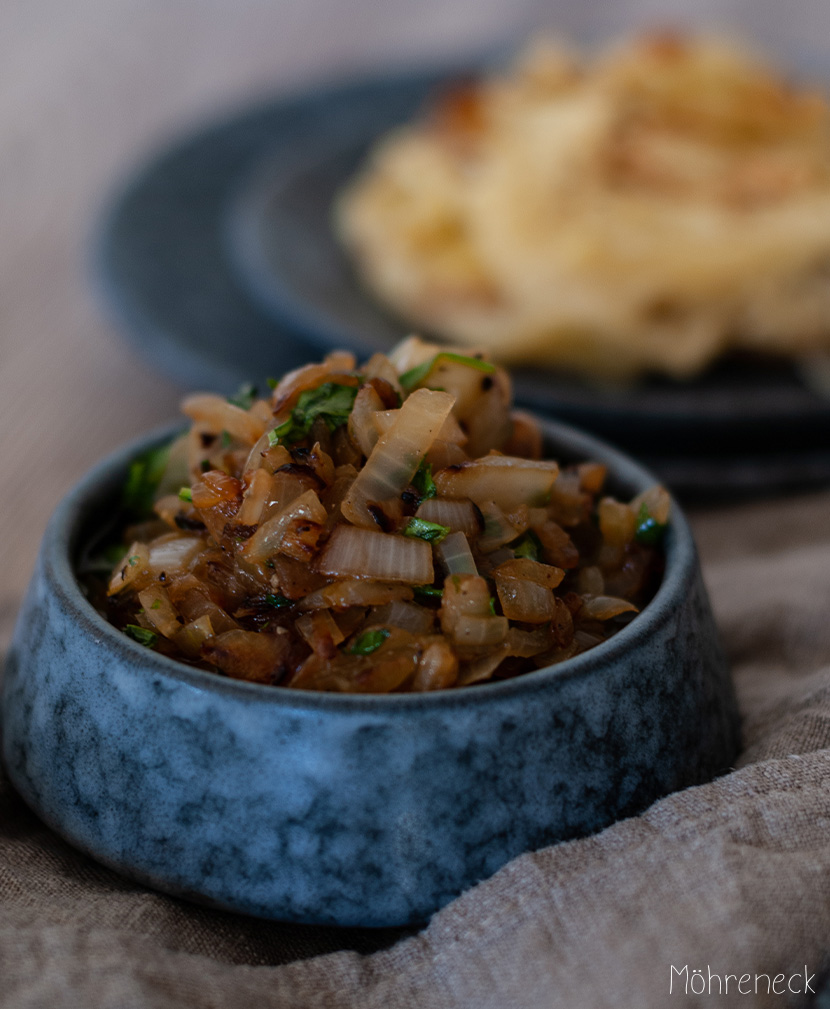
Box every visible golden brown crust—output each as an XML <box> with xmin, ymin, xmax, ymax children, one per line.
<box><xmin>335</xmin><ymin>34</ymin><xmax>830</xmax><ymax>380</ymax></box>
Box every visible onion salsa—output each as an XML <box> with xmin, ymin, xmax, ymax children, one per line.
<box><xmin>87</xmin><ymin>338</ymin><xmax>669</xmax><ymax>692</ymax></box>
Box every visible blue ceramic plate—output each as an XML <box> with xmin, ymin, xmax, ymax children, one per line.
<box><xmin>3</xmin><ymin>417</ymin><xmax>738</xmax><ymax>927</ymax></box>
<box><xmin>95</xmin><ymin>70</ymin><xmax>830</xmax><ymax>496</ymax></box>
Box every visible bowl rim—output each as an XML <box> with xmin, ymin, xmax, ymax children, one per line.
<box><xmin>40</xmin><ymin>415</ymin><xmax>696</xmax><ymax>713</ymax></box>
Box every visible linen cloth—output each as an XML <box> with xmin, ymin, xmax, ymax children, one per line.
<box><xmin>4</xmin><ymin>2</ymin><xmax>830</xmax><ymax>1006</ymax></box>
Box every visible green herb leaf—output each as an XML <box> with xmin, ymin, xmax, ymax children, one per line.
<box><xmin>270</xmin><ymin>382</ymin><xmax>359</xmax><ymax>445</ymax></box>
<box><xmin>227</xmin><ymin>383</ymin><xmax>257</xmax><ymax>410</ymax></box>
<box><xmin>294</xmin><ymin>383</ymin><xmax>358</xmax><ymax>432</ymax></box>
<box><xmin>122</xmin><ymin>442</ymin><xmax>171</xmax><ymax>518</ymax></box>
<box><xmin>412</xmin><ymin>461</ymin><xmax>437</xmax><ymax>500</ymax></box>
<box><xmin>413</xmin><ymin>584</ymin><xmax>443</xmax><ymax>599</ymax></box>
<box><xmin>264</xmin><ymin>593</ymin><xmax>292</xmax><ymax>609</ymax></box>
<box><xmin>150</xmin><ymin>599</ymin><xmax>161</xmax><ymax>610</ymax></box>
<box><xmin>220</xmin><ymin>429</ymin><xmax>233</xmax><ymax>449</ymax></box>
<box><xmin>399</xmin><ymin>352</ymin><xmax>496</xmax><ymax>391</ymax></box>
<box><xmin>512</xmin><ymin>529</ymin><xmax>542</xmax><ymax>561</ymax></box>
<box><xmin>267</xmin><ymin>419</ymin><xmax>293</xmax><ymax>446</ymax></box>
<box><xmin>178</xmin><ymin>486</ymin><xmax>193</xmax><ymax>502</ymax></box>
<box><xmin>403</xmin><ymin>517</ymin><xmax>450</xmax><ymax>543</ymax></box>
<box><xmin>635</xmin><ymin>503</ymin><xmax>666</xmax><ymax>545</ymax></box>
<box><xmin>266</xmin><ymin>377</ymin><xmax>279</xmax><ymax>390</ymax></box>
<box><xmin>125</xmin><ymin>624</ymin><xmax>158</xmax><ymax>648</ymax></box>
<box><xmin>348</xmin><ymin>628</ymin><xmax>391</xmax><ymax>655</ymax></box>
<box><xmin>488</xmin><ymin>596</ymin><xmax>497</xmax><ymax>616</ymax></box>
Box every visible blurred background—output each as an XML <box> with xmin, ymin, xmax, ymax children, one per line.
<box><xmin>4</xmin><ymin>0</ymin><xmax>830</xmax><ymax>652</ymax></box>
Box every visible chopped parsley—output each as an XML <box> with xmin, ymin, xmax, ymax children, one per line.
<box><xmin>413</xmin><ymin>584</ymin><xmax>443</xmax><ymax>600</ymax></box>
<box><xmin>127</xmin><ymin>555</ymin><xmax>140</xmax><ymax>567</ymax></box>
<box><xmin>348</xmin><ymin>628</ymin><xmax>390</xmax><ymax>655</ymax></box>
<box><xmin>399</xmin><ymin>352</ymin><xmax>496</xmax><ymax>391</ymax></box>
<box><xmin>150</xmin><ymin>599</ymin><xmax>162</xmax><ymax>610</ymax></box>
<box><xmin>268</xmin><ymin>382</ymin><xmax>359</xmax><ymax>446</ymax></box>
<box><xmin>219</xmin><ymin>429</ymin><xmax>233</xmax><ymax>449</ymax></box>
<box><xmin>227</xmin><ymin>383</ymin><xmax>257</xmax><ymax>410</ymax></box>
<box><xmin>412</xmin><ymin>461</ymin><xmax>437</xmax><ymax>501</ymax></box>
<box><xmin>122</xmin><ymin>442</ymin><xmax>171</xmax><ymax>518</ymax></box>
<box><xmin>403</xmin><ymin>517</ymin><xmax>450</xmax><ymax>544</ymax></box>
<box><xmin>634</xmin><ymin>503</ymin><xmax>667</xmax><ymax>545</ymax></box>
<box><xmin>264</xmin><ymin>593</ymin><xmax>293</xmax><ymax>609</ymax></box>
<box><xmin>512</xmin><ymin>529</ymin><xmax>542</xmax><ymax>561</ymax></box>
<box><xmin>178</xmin><ymin>486</ymin><xmax>193</xmax><ymax>502</ymax></box>
<box><xmin>266</xmin><ymin>377</ymin><xmax>279</xmax><ymax>390</ymax></box>
<box><xmin>124</xmin><ymin>625</ymin><xmax>158</xmax><ymax>648</ymax></box>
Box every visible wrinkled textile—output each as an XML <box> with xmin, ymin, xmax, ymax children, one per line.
<box><xmin>2</xmin><ymin>491</ymin><xmax>830</xmax><ymax>1009</ymax></box>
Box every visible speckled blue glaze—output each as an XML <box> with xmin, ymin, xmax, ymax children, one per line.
<box><xmin>2</xmin><ymin>420</ymin><xmax>739</xmax><ymax>927</ymax></box>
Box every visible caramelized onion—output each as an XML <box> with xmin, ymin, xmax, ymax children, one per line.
<box><xmin>341</xmin><ymin>388</ymin><xmax>454</xmax><ymax>528</ymax></box>
<box><xmin>433</xmin><ymin>456</ymin><xmax>559</xmax><ymax>510</ymax></box>
<box><xmin>317</xmin><ymin>525</ymin><xmax>433</xmax><ymax>583</ymax></box>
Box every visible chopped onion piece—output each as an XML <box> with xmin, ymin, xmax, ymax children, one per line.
<box><xmin>295</xmin><ymin>610</ymin><xmax>344</xmax><ymax>657</ymax></box>
<box><xmin>316</xmin><ymin>525</ymin><xmax>434</xmax><ymax>583</ymax></box>
<box><xmin>495</xmin><ymin>575</ymin><xmax>554</xmax><ymax>624</ymax></box>
<box><xmin>630</xmin><ymin>485</ymin><xmax>671</xmax><ymax>525</ymax></box>
<box><xmin>147</xmin><ymin>535</ymin><xmax>204</xmax><ymax>577</ymax></box>
<box><xmin>503</xmin><ymin>411</ymin><xmax>543</xmax><ymax>459</ymax></box>
<box><xmin>506</xmin><ymin>625</ymin><xmax>554</xmax><ymax>658</ymax></box>
<box><xmin>478</xmin><ymin>500</ymin><xmax>523</xmax><ymax>553</ymax></box>
<box><xmin>424</xmin><ymin>440</ymin><xmax>468</xmax><ymax>469</ymax></box>
<box><xmin>597</xmin><ymin>498</ymin><xmax>635</xmax><ymax>547</ymax></box>
<box><xmin>457</xmin><ymin>646</ymin><xmax>510</xmax><ymax>686</ymax></box>
<box><xmin>192</xmin><ymin>471</ymin><xmax>243</xmax><ymax>508</ymax></box>
<box><xmin>387</xmin><ymin>334</ymin><xmax>441</xmax><ymax>374</ymax></box>
<box><xmin>495</xmin><ymin>557</ymin><xmax>565</xmax><ymax>588</ymax></box>
<box><xmin>341</xmin><ymin>388</ymin><xmax>454</xmax><ymax>528</ymax></box>
<box><xmin>436</xmin><ymin>531</ymin><xmax>477</xmax><ymax>575</ymax></box>
<box><xmin>236</xmin><ymin>469</ymin><xmax>274</xmax><ymax>526</ymax></box>
<box><xmin>181</xmin><ymin>394</ymin><xmax>267</xmax><ymax>446</ymax></box>
<box><xmin>440</xmin><ymin>573</ymin><xmax>505</xmax><ymax>646</ymax></box>
<box><xmin>577</xmin><ymin>566</ymin><xmax>605</xmax><ymax>596</ymax></box>
<box><xmin>580</xmin><ymin>596</ymin><xmax>639</xmax><ymax>620</ymax></box>
<box><xmin>202</xmin><ymin>629</ymin><xmax>290</xmax><ymax>684</ymax></box>
<box><xmin>298</xmin><ymin>579</ymin><xmax>414</xmax><ymax>611</ymax></box>
<box><xmin>348</xmin><ymin>384</ymin><xmax>384</xmax><ymax>457</ymax></box>
<box><xmin>415</xmin><ymin>498</ymin><xmax>481</xmax><ymax>538</ymax></box>
<box><xmin>107</xmin><ymin>542</ymin><xmax>151</xmax><ymax>595</ymax></box>
<box><xmin>363</xmin><ymin>352</ymin><xmax>403</xmax><ymax>396</ymax></box>
<box><xmin>370</xmin><ymin>600</ymin><xmax>435</xmax><ymax>634</ymax></box>
<box><xmin>412</xmin><ymin>638</ymin><xmax>459</xmax><ymax>690</ymax></box>
<box><xmin>174</xmin><ymin>614</ymin><xmax>214</xmax><ymax>657</ymax></box>
<box><xmin>463</xmin><ymin>369</ymin><xmax>512</xmax><ymax>457</ymax></box>
<box><xmin>433</xmin><ymin>455</ymin><xmax>559</xmax><ymax>511</ymax></box>
<box><xmin>242</xmin><ymin>490</ymin><xmax>327</xmax><ymax>563</ymax></box>
<box><xmin>137</xmin><ymin>586</ymin><xmax>182</xmax><ymax>639</ymax></box>
<box><xmin>450</xmin><ymin>614</ymin><xmax>509</xmax><ymax>647</ymax></box>
<box><xmin>577</xmin><ymin>462</ymin><xmax>607</xmax><ymax>494</ymax></box>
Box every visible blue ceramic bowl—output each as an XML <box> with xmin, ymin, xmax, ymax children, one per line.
<box><xmin>1</xmin><ymin>419</ymin><xmax>739</xmax><ymax>927</ymax></box>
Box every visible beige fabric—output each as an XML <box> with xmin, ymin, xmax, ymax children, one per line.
<box><xmin>4</xmin><ymin>3</ymin><xmax>830</xmax><ymax>1007</ymax></box>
